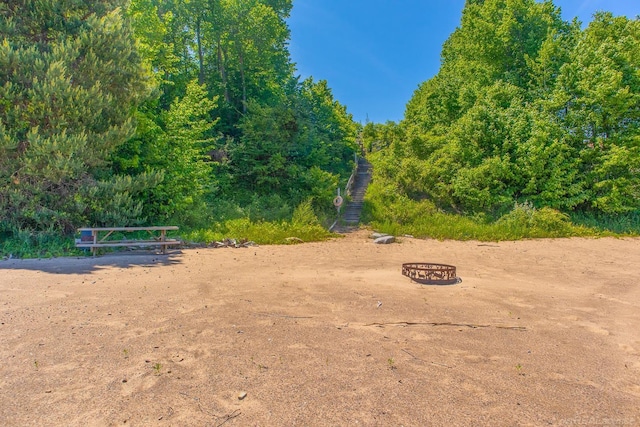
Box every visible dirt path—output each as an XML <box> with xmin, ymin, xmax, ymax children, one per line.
<box><xmin>1</xmin><ymin>231</ymin><xmax>639</xmax><ymax>426</ymax></box>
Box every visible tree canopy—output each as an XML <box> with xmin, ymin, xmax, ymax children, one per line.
<box><xmin>1</xmin><ymin>0</ymin><xmax>638</xmax><ymax>248</ymax></box>
<box><xmin>0</xmin><ymin>0</ymin><xmax>358</xmax><ymax>239</ymax></box>
<box><xmin>369</xmin><ymin>0</ymin><xmax>639</xmax><ymax>217</ymax></box>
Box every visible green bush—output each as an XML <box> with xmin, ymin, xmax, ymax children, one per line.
<box><xmin>367</xmin><ymin>197</ymin><xmax>603</xmax><ymax>241</ymax></box>
<box><xmin>1</xmin><ymin>229</ymin><xmax>80</xmax><ymax>259</ymax></box>
<box><xmin>184</xmin><ymin>200</ymin><xmax>334</xmax><ymax>245</ymax></box>
<box><xmin>495</xmin><ymin>202</ymin><xmax>582</xmax><ymax>238</ymax></box>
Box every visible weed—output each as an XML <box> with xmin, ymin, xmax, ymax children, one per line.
<box><xmin>387</xmin><ymin>358</ymin><xmax>396</xmax><ymax>370</ymax></box>
<box><xmin>153</xmin><ymin>363</ymin><xmax>162</xmax><ymax>375</ymax></box>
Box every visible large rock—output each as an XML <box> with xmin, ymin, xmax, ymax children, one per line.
<box><xmin>374</xmin><ymin>235</ymin><xmax>395</xmax><ymax>244</ymax></box>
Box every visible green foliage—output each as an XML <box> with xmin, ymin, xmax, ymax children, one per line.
<box><xmin>109</xmin><ymin>77</ymin><xmax>219</xmax><ymax>228</ymax></box>
<box><xmin>361</xmin><ymin>121</ymin><xmax>403</xmax><ymax>153</ymax></box>
<box><xmin>0</xmin><ymin>0</ymin><xmax>358</xmax><ymax>257</ymax></box>
<box><xmin>494</xmin><ymin>201</ymin><xmax>576</xmax><ymax>238</ymax></box>
<box><xmin>291</xmin><ymin>199</ymin><xmax>321</xmax><ymax>227</ymax></box>
<box><xmin>370</xmin><ymin>0</ymin><xmax>640</xmax><ymax>229</ymax></box>
<box><xmin>152</xmin><ymin>79</ymin><xmax>217</xmax><ymax>224</ymax></box>
<box><xmin>121</xmin><ymin>0</ymin><xmax>357</xmax><ymax>234</ymax></box>
<box><xmin>185</xmin><ymin>200</ymin><xmax>333</xmax><ymax>245</ymax></box>
<box><xmin>244</xmin><ymin>194</ymin><xmax>293</xmax><ymax>222</ymax></box>
<box><xmin>369</xmin><ymin>199</ymin><xmax>597</xmax><ymax>242</ymax></box>
<box><xmin>0</xmin><ymin>1</ymin><xmax>152</xmax><ymax>235</ymax></box>
<box><xmin>553</xmin><ymin>12</ymin><xmax>640</xmax><ymax>213</ymax></box>
<box><xmin>0</xmin><ymin>229</ymin><xmax>81</xmax><ymax>259</ymax></box>
<box><xmin>12</xmin><ymin>0</ymin><xmax>639</xmax><ymax>258</ymax></box>
<box><xmin>226</xmin><ymin>77</ymin><xmax>356</xmax><ymax>215</ymax></box>
<box><xmin>570</xmin><ymin>211</ymin><xmax>640</xmax><ymax>235</ymax></box>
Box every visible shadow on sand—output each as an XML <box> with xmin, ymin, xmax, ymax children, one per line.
<box><xmin>0</xmin><ymin>249</ymin><xmax>183</xmax><ymax>275</ymax></box>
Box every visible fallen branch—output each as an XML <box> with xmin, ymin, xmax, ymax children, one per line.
<box><xmin>402</xmin><ymin>349</ymin><xmax>452</xmax><ymax>368</ymax></box>
<box><xmin>210</xmin><ymin>238</ymin><xmax>257</xmax><ymax>248</ymax></box>
<box><xmin>254</xmin><ymin>312</ymin><xmax>314</xmax><ymax>319</ymax></box>
<box><xmin>215</xmin><ymin>409</ymin><xmax>241</xmax><ymax>427</ymax></box>
<box><xmin>401</xmin><ymin>348</ymin><xmax>424</xmax><ymax>361</ymax></box>
<box><xmin>430</xmin><ymin>361</ymin><xmax>452</xmax><ymax>368</ymax></box>
<box><xmin>365</xmin><ymin>321</ymin><xmax>526</xmax><ymax>331</ymax></box>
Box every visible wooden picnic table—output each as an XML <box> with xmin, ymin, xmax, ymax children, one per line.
<box><xmin>76</xmin><ymin>226</ymin><xmax>180</xmax><ymax>256</ymax></box>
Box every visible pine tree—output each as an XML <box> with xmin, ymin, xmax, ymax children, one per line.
<box><xmin>0</xmin><ymin>0</ymin><xmax>153</xmax><ymax>234</ymax></box>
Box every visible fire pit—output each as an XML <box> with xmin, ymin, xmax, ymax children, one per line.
<box><xmin>402</xmin><ymin>263</ymin><xmax>459</xmax><ymax>285</ymax></box>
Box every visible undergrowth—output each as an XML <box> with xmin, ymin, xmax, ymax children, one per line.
<box><xmin>0</xmin><ymin>229</ymin><xmax>81</xmax><ymax>259</ymax></box>
<box><xmin>4</xmin><ymin>189</ymin><xmax>639</xmax><ymax>259</ymax></box>
<box><xmin>0</xmin><ymin>199</ymin><xmax>337</xmax><ymax>259</ymax></box>
<box><xmin>183</xmin><ymin>200</ymin><xmax>335</xmax><ymax>245</ymax></box>
<box><xmin>362</xmin><ymin>183</ymin><xmax>638</xmax><ymax>241</ymax></box>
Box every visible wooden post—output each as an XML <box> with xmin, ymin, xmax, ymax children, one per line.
<box><xmin>92</xmin><ymin>230</ymin><xmax>98</xmax><ymax>257</ymax></box>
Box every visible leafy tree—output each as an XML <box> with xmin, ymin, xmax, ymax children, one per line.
<box><xmin>553</xmin><ymin>13</ymin><xmax>640</xmax><ymax>213</ymax></box>
<box><xmin>0</xmin><ymin>0</ymin><xmax>360</xmax><ymax>245</ymax></box>
<box><xmin>224</xmin><ymin>76</ymin><xmax>357</xmax><ymax>215</ymax></box>
<box><xmin>371</xmin><ymin>0</ymin><xmax>639</xmax><ymax>219</ymax></box>
<box><xmin>156</xmin><ymin>80</ymin><xmax>218</xmax><ymax>222</ymax></box>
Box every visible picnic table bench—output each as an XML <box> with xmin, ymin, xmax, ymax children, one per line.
<box><xmin>76</xmin><ymin>226</ymin><xmax>180</xmax><ymax>256</ymax></box>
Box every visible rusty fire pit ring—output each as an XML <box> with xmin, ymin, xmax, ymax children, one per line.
<box><xmin>402</xmin><ymin>263</ymin><xmax>460</xmax><ymax>285</ymax></box>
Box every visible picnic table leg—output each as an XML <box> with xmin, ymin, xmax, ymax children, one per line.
<box><xmin>161</xmin><ymin>230</ymin><xmax>167</xmax><ymax>254</ymax></box>
<box><xmin>92</xmin><ymin>231</ymin><xmax>98</xmax><ymax>257</ymax></box>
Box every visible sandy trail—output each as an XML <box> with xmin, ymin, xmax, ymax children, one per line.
<box><xmin>1</xmin><ymin>231</ymin><xmax>639</xmax><ymax>426</ymax></box>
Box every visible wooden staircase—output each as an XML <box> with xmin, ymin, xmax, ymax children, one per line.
<box><xmin>333</xmin><ymin>157</ymin><xmax>372</xmax><ymax>233</ymax></box>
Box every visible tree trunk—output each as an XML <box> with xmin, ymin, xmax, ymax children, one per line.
<box><xmin>196</xmin><ymin>18</ymin><xmax>204</xmax><ymax>85</ymax></box>
<box><xmin>217</xmin><ymin>38</ymin><xmax>230</xmax><ymax>103</ymax></box>
<box><xmin>239</xmin><ymin>47</ymin><xmax>246</xmax><ymax>114</ymax></box>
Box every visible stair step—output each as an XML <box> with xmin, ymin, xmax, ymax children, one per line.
<box><xmin>334</xmin><ymin>157</ymin><xmax>373</xmax><ymax>233</ymax></box>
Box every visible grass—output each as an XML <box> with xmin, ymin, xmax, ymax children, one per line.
<box><xmin>0</xmin><ymin>217</ymin><xmax>336</xmax><ymax>259</ymax></box>
<box><xmin>365</xmin><ymin>198</ymin><xmax>638</xmax><ymax>241</ymax></box>
<box><xmin>184</xmin><ymin>217</ymin><xmax>335</xmax><ymax>245</ymax></box>
<box><xmin>183</xmin><ymin>199</ymin><xmax>336</xmax><ymax>245</ymax></box>
<box><xmin>3</xmin><ymin>194</ymin><xmax>638</xmax><ymax>259</ymax></box>
<box><xmin>0</xmin><ymin>229</ymin><xmax>83</xmax><ymax>259</ymax></box>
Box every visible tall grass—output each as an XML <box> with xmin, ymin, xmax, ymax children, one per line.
<box><xmin>0</xmin><ymin>229</ymin><xmax>81</xmax><ymax>259</ymax></box>
<box><xmin>364</xmin><ymin>194</ymin><xmax>626</xmax><ymax>241</ymax></box>
<box><xmin>569</xmin><ymin>211</ymin><xmax>640</xmax><ymax>235</ymax></box>
<box><xmin>183</xmin><ymin>199</ymin><xmax>336</xmax><ymax>245</ymax></box>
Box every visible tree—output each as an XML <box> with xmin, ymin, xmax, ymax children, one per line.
<box><xmin>0</xmin><ymin>0</ymin><xmax>153</xmax><ymax>234</ymax></box>
<box><xmin>372</xmin><ymin>0</ymin><xmax>636</xmax><ymax>217</ymax></box>
<box><xmin>553</xmin><ymin>13</ymin><xmax>640</xmax><ymax>213</ymax></box>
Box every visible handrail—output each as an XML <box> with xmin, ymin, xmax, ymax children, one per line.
<box><xmin>344</xmin><ymin>153</ymin><xmax>358</xmax><ymax>197</ymax></box>
<box><xmin>329</xmin><ymin>153</ymin><xmax>359</xmax><ymax>233</ymax></box>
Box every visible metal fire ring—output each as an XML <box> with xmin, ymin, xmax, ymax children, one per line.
<box><xmin>402</xmin><ymin>263</ymin><xmax>459</xmax><ymax>285</ymax></box>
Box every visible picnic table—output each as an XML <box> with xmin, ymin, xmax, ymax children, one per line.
<box><xmin>76</xmin><ymin>226</ymin><xmax>180</xmax><ymax>256</ymax></box>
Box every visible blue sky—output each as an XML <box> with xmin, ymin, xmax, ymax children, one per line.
<box><xmin>287</xmin><ymin>1</ymin><xmax>640</xmax><ymax>124</ymax></box>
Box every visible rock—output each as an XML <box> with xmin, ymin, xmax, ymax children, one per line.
<box><xmin>238</xmin><ymin>391</ymin><xmax>247</xmax><ymax>400</ymax></box>
<box><xmin>370</xmin><ymin>232</ymin><xmax>387</xmax><ymax>239</ymax></box>
<box><xmin>374</xmin><ymin>235</ymin><xmax>395</xmax><ymax>244</ymax></box>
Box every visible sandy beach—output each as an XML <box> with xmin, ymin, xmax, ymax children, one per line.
<box><xmin>1</xmin><ymin>230</ymin><xmax>639</xmax><ymax>426</ymax></box>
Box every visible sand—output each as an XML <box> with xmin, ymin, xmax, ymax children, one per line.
<box><xmin>1</xmin><ymin>230</ymin><xmax>639</xmax><ymax>426</ymax></box>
